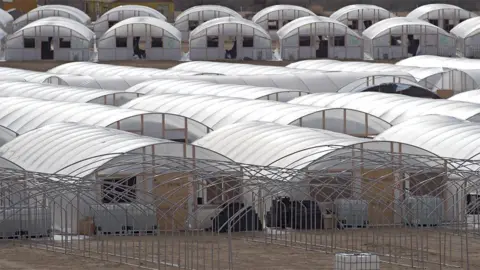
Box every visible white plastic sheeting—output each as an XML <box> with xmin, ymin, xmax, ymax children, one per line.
<box><xmin>174</xmin><ymin>5</ymin><xmax>241</xmax><ymax>41</ymax></box>
<box><xmin>0</xmin><ymin>8</ymin><xmax>14</xmax><ymax>33</ymax></box>
<box><xmin>376</xmin><ymin>115</ymin><xmax>480</xmax><ymax>159</ymax></box>
<box><xmin>0</xmin><ymin>81</ymin><xmax>137</xmax><ymax>105</ymax></box>
<box><xmin>449</xmin><ymin>89</ymin><xmax>480</xmax><ymax>103</ymax></box>
<box><xmin>0</xmin><ymin>125</ymin><xmax>17</xmax><ymax>147</ymax></box>
<box><xmin>122</xmin><ymin>93</ymin><xmax>391</xmax><ymax>136</ymax></box>
<box><xmin>44</xmin><ymin>74</ymin><xmax>153</xmax><ymax>90</ymax></box>
<box><xmin>450</xmin><ymin>17</ymin><xmax>480</xmax><ymax>58</ymax></box>
<box><xmin>289</xmin><ymin>92</ymin><xmax>480</xmax><ymax>124</ymax></box>
<box><xmin>277</xmin><ymin>16</ymin><xmax>363</xmax><ymax>60</ymax></box>
<box><xmin>125</xmin><ymin>79</ymin><xmax>308</xmax><ymax>102</ymax></box>
<box><xmin>396</xmin><ymin>55</ymin><xmax>480</xmax><ymax>70</ymax></box>
<box><xmin>97</xmin><ymin>17</ymin><xmax>182</xmax><ymax>61</ymax></box>
<box><xmin>407</xmin><ymin>4</ymin><xmax>476</xmax><ymax>30</ymax></box>
<box><xmin>0</xmin><ymin>67</ymin><xmax>65</xmax><ymax>83</ymax></box>
<box><xmin>252</xmin><ymin>5</ymin><xmax>315</xmax><ymax>39</ymax></box>
<box><xmin>189</xmin><ymin>17</ymin><xmax>272</xmax><ymax>61</ymax></box>
<box><xmin>5</xmin><ymin>17</ymin><xmax>94</xmax><ymax>61</ymax></box>
<box><xmin>330</xmin><ymin>4</ymin><xmax>394</xmax><ymax>33</ymax></box>
<box><xmin>48</xmin><ymin>62</ymin><xmax>199</xmax><ymax>78</ymax></box>
<box><xmin>362</xmin><ymin>17</ymin><xmax>456</xmax><ymax>59</ymax></box>
<box><xmin>12</xmin><ymin>5</ymin><xmax>90</xmax><ymax>32</ymax></box>
<box><xmin>92</xmin><ymin>5</ymin><xmax>166</xmax><ymax>36</ymax></box>
<box><xmin>170</xmin><ymin>61</ymin><xmax>313</xmax><ymax>75</ymax></box>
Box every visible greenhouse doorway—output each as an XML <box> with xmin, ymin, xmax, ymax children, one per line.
<box><xmin>316</xmin><ymin>36</ymin><xmax>328</xmax><ymax>58</ymax></box>
<box><xmin>407</xmin><ymin>35</ymin><xmax>420</xmax><ymax>56</ymax></box>
<box><xmin>41</xmin><ymin>37</ymin><xmax>54</xmax><ymax>60</ymax></box>
<box><xmin>133</xmin><ymin>36</ymin><xmax>146</xmax><ymax>59</ymax></box>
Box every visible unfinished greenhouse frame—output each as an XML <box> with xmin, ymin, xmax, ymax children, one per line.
<box><xmin>252</xmin><ymin>5</ymin><xmax>316</xmax><ymax>40</ymax></box>
<box><xmin>277</xmin><ymin>16</ymin><xmax>364</xmax><ymax>60</ymax></box>
<box><xmin>189</xmin><ymin>17</ymin><xmax>273</xmax><ymax>61</ymax></box>
<box><xmin>92</xmin><ymin>5</ymin><xmax>166</xmax><ymax>37</ymax></box>
<box><xmin>330</xmin><ymin>4</ymin><xmax>395</xmax><ymax>34</ymax></box>
<box><xmin>362</xmin><ymin>17</ymin><xmax>456</xmax><ymax>60</ymax></box>
<box><xmin>450</xmin><ymin>17</ymin><xmax>480</xmax><ymax>58</ymax></box>
<box><xmin>97</xmin><ymin>16</ymin><xmax>182</xmax><ymax>61</ymax></box>
<box><xmin>174</xmin><ymin>5</ymin><xmax>242</xmax><ymax>42</ymax></box>
<box><xmin>406</xmin><ymin>3</ymin><xmax>476</xmax><ymax>32</ymax></box>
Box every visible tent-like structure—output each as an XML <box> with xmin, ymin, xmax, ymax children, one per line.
<box><xmin>0</xmin><ymin>8</ymin><xmax>14</xmax><ymax>33</ymax></box>
<box><xmin>170</xmin><ymin>61</ymin><xmax>311</xmax><ymax>75</ymax></box>
<box><xmin>277</xmin><ymin>16</ymin><xmax>363</xmax><ymax>60</ymax></box>
<box><xmin>396</xmin><ymin>55</ymin><xmax>480</xmax><ymax>70</ymax></box>
<box><xmin>289</xmin><ymin>92</ymin><xmax>480</xmax><ymax>125</ymax></box>
<box><xmin>5</xmin><ymin>17</ymin><xmax>94</xmax><ymax>61</ymax></box>
<box><xmin>125</xmin><ymin>79</ymin><xmax>308</xmax><ymax>102</ymax></box>
<box><xmin>12</xmin><ymin>5</ymin><xmax>90</xmax><ymax>32</ymax></box>
<box><xmin>189</xmin><ymin>17</ymin><xmax>272</xmax><ymax>61</ymax></box>
<box><xmin>407</xmin><ymin>4</ymin><xmax>476</xmax><ymax>32</ymax></box>
<box><xmin>330</xmin><ymin>4</ymin><xmax>394</xmax><ymax>33</ymax></box>
<box><xmin>121</xmin><ymin>93</ymin><xmax>391</xmax><ymax>137</ymax></box>
<box><xmin>252</xmin><ymin>5</ymin><xmax>316</xmax><ymax>39</ymax></box>
<box><xmin>0</xmin><ymin>81</ymin><xmax>137</xmax><ymax>106</ymax></box>
<box><xmin>362</xmin><ymin>17</ymin><xmax>456</xmax><ymax>60</ymax></box>
<box><xmin>97</xmin><ymin>17</ymin><xmax>182</xmax><ymax>61</ymax></box>
<box><xmin>450</xmin><ymin>17</ymin><xmax>480</xmax><ymax>58</ymax></box>
<box><xmin>92</xmin><ymin>5</ymin><xmax>166</xmax><ymax>37</ymax></box>
<box><xmin>174</xmin><ymin>5</ymin><xmax>242</xmax><ymax>41</ymax></box>
<box><xmin>449</xmin><ymin>89</ymin><xmax>480</xmax><ymax>104</ymax></box>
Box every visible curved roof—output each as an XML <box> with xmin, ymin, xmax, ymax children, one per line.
<box><xmin>0</xmin><ymin>67</ymin><xmax>63</xmax><ymax>83</ymax></box>
<box><xmin>363</xmin><ymin>17</ymin><xmax>452</xmax><ymax>39</ymax></box>
<box><xmin>407</xmin><ymin>4</ymin><xmax>475</xmax><ymax>19</ymax></box>
<box><xmin>0</xmin><ymin>8</ymin><xmax>14</xmax><ymax>29</ymax></box>
<box><xmin>451</xmin><ymin>17</ymin><xmax>480</xmax><ymax>38</ymax></box>
<box><xmin>170</xmin><ymin>61</ymin><xmax>312</xmax><ymax>75</ymax></box>
<box><xmin>193</xmin><ymin>121</ymin><xmax>435</xmax><ymax>169</ymax></box>
<box><xmin>0</xmin><ymin>122</ymin><xmax>228</xmax><ymax>177</ymax></box>
<box><xmin>288</xmin><ymin>92</ymin><xmax>480</xmax><ymax>125</ymax></box>
<box><xmin>330</xmin><ymin>4</ymin><xmax>393</xmax><ymax>20</ymax></box>
<box><xmin>175</xmin><ymin>5</ymin><xmax>241</xmax><ymax>23</ymax></box>
<box><xmin>339</xmin><ymin>82</ymin><xmax>439</xmax><ymax>98</ymax></box>
<box><xmin>0</xmin><ymin>97</ymin><xmax>163</xmax><ymax>134</ymax></box>
<box><xmin>48</xmin><ymin>62</ymin><xmax>199</xmax><ymax>78</ymax></box>
<box><xmin>277</xmin><ymin>16</ymin><xmax>362</xmax><ymax>39</ymax></box>
<box><xmin>0</xmin><ymin>81</ymin><xmax>137</xmax><ymax>104</ymax></box>
<box><xmin>190</xmin><ymin>17</ymin><xmax>270</xmax><ymax>40</ymax></box>
<box><xmin>0</xmin><ymin>125</ymin><xmax>17</xmax><ymax>147</ymax></box>
<box><xmin>121</xmin><ymin>93</ymin><xmax>391</xmax><ymax>134</ymax></box>
<box><xmin>125</xmin><ymin>79</ymin><xmax>308</xmax><ymax>101</ymax></box>
<box><xmin>13</xmin><ymin>5</ymin><xmax>90</xmax><ymax>30</ymax></box>
<box><xmin>11</xmin><ymin>17</ymin><xmax>94</xmax><ymax>41</ymax></box>
<box><xmin>100</xmin><ymin>4</ymin><xmax>166</xmax><ymax>21</ymax></box>
<box><xmin>98</xmin><ymin>16</ymin><xmax>181</xmax><ymax>41</ymax></box>
<box><xmin>449</xmin><ymin>89</ymin><xmax>480</xmax><ymax>103</ymax></box>
<box><xmin>252</xmin><ymin>5</ymin><xmax>315</xmax><ymax>22</ymax></box>
<box><xmin>376</xmin><ymin>115</ymin><xmax>480</xmax><ymax>160</ymax></box>
<box><xmin>43</xmin><ymin>74</ymin><xmax>152</xmax><ymax>90</ymax></box>
<box><xmin>396</xmin><ymin>55</ymin><xmax>480</xmax><ymax>70</ymax></box>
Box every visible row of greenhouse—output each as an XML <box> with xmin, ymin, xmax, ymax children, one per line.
<box><xmin>2</xmin><ymin>3</ymin><xmax>480</xmax><ymax>61</ymax></box>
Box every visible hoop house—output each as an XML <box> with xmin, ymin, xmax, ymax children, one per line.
<box><xmin>450</xmin><ymin>17</ymin><xmax>480</xmax><ymax>58</ymax></box>
<box><xmin>174</xmin><ymin>5</ymin><xmax>241</xmax><ymax>41</ymax></box>
<box><xmin>5</xmin><ymin>17</ymin><xmax>94</xmax><ymax>61</ymax></box>
<box><xmin>0</xmin><ymin>8</ymin><xmax>13</xmax><ymax>33</ymax></box>
<box><xmin>170</xmin><ymin>61</ymin><xmax>311</xmax><ymax>75</ymax></box>
<box><xmin>330</xmin><ymin>4</ymin><xmax>394</xmax><ymax>33</ymax></box>
<box><xmin>362</xmin><ymin>17</ymin><xmax>456</xmax><ymax>60</ymax></box>
<box><xmin>407</xmin><ymin>4</ymin><xmax>476</xmax><ymax>32</ymax></box>
<box><xmin>252</xmin><ymin>5</ymin><xmax>315</xmax><ymax>39</ymax></box>
<box><xmin>122</xmin><ymin>93</ymin><xmax>391</xmax><ymax>137</ymax></box>
<box><xmin>277</xmin><ymin>16</ymin><xmax>363</xmax><ymax>60</ymax></box>
<box><xmin>12</xmin><ymin>5</ymin><xmax>90</xmax><ymax>32</ymax></box>
<box><xmin>97</xmin><ymin>17</ymin><xmax>182</xmax><ymax>61</ymax></box>
<box><xmin>92</xmin><ymin>5</ymin><xmax>166</xmax><ymax>37</ymax></box>
<box><xmin>189</xmin><ymin>17</ymin><xmax>272</xmax><ymax>61</ymax></box>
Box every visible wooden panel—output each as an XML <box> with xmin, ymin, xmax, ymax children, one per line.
<box><xmin>153</xmin><ymin>173</ymin><xmax>191</xmax><ymax>231</ymax></box>
<box><xmin>437</xmin><ymin>89</ymin><xmax>454</xmax><ymax>99</ymax></box>
<box><xmin>361</xmin><ymin>169</ymin><xmax>395</xmax><ymax>226</ymax></box>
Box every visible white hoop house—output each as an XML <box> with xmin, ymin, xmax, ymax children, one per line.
<box><xmin>450</xmin><ymin>17</ymin><xmax>480</xmax><ymax>58</ymax></box>
<box><xmin>97</xmin><ymin>16</ymin><xmax>181</xmax><ymax>61</ymax></box>
<box><xmin>362</xmin><ymin>17</ymin><xmax>456</xmax><ymax>60</ymax></box>
<box><xmin>407</xmin><ymin>4</ymin><xmax>476</xmax><ymax>32</ymax></box>
<box><xmin>189</xmin><ymin>17</ymin><xmax>272</xmax><ymax>61</ymax></box>
<box><xmin>0</xmin><ymin>8</ymin><xmax>14</xmax><ymax>33</ymax></box>
<box><xmin>330</xmin><ymin>4</ymin><xmax>395</xmax><ymax>33</ymax></box>
<box><xmin>277</xmin><ymin>16</ymin><xmax>363</xmax><ymax>60</ymax></box>
<box><xmin>174</xmin><ymin>5</ymin><xmax>241</xmax><ymax>41</ymax></box>
<box><xmin>92</xmin><ymin>5</ymin><xmax>166</xmax><ymax>37</ymax></box>
<box><xmin>5</xmin><ymin>17</ymin><xmax>94</xmax><ymax>61</ymax></box>
<box><xmin>12</xmin><ymin>5</ymin><xmax>90</xmax><ymax>32</ymax></box>
<box><xmin>252</xmin><ymin>5</ymin><xmax>315</xmax><ymax>39</ymax></box>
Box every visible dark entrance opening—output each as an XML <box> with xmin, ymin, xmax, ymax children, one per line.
<box><xmin>225</xmin><ymin>38</ymin><xmax>237</xmax><ymax>59</ymax></box>
<box><xmin>41</xmin><ymin>37</ymin><xmax>54</xmax><ymax>60</ymax></box>
<box><xmin>316</xmin><ymin>36</ymin><xmax>328</xmax><ymax>58</ymax></box>
<box><xmin>407</xmin><ymin>34</ymin><xmax>420</xmax><ymax>56</ymax></box>
<box><xmin>133</xmin><ymin>36</ymin><xmax>146</xmax><ymax>59</ymax></box>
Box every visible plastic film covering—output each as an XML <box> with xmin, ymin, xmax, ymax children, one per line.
<box><xmin>0</xmin><ymin>122</ymin><xmax>229</xmax><ymax>177</ymax></box>
<box><xmin>0</xmin><ymin>125</ymin><xmax>17</xmax><ymax>147</ymax></box>
<box><xmin>449</xmin><ymin>89</ymin><xmax>480</xmax><ymax>103</ymax></box>
<box><xmin>289</xmin><ymin>92</ymin><xmax>480</xmax><ymax>125</ymax></box>
<box><xmin>98</xmin><ymin>16</ymin><xmax>181</xmax><ymax>41</ymax></box>
<box><xmin>125</xmin><ymin>79</ymin><xmax>308</xmax><ymax>102</ymax></box>
<box><xmin>451</xmin><ymin>17</ymin><xmax>480</xmax><ymax>39</ymax></box>
<box><xmin>396</xmin><ymin>55</ymin><xmax>480</xmax><ymax>70</ymax></box>
<box><xmin>0</xmin><ymin>67</ymin><xmax>57</xmax><ymax>83</ymax></box>
<box><xmin>330</xmin><ymin>4</ymin><xmax>394</xmax><ymax>21</ymax></box>
<box><xmin>0</xmin><ymin>8</ymin><xmax>13</xmax><ymax>33</ymax></box>
<box><xmin>176</xmin><ymin>5</ymin><xmax>240</xmax><ymax>24</ymax></box>
<box><xmin>407</xmin><ymin>4</ymin><xmax>476</xmax><ymax>20</ymax></box>
<box><xmin>363</xmin><ymin>17</ymin><xmax>454</xmax><ymax>40</ymax></box>
<box><xmin>170</xmin><ymin>61</ymin><xmax>311</xmax><ymax>75</ymax></box>
<box><xmin>252</xmin><ymin>5</ymin><xmax>315</xmax><ymax>23</ymax></box>
<box><xmin>122</xmin><ymin>93</ymin><xmax>391</xmax><ymax>136</ymax></box>
<box><xmin>43</xmin><ymin>74</ymin><xmax>152</xmax><ymax>90</ymax></box>
<box><xmin>11</xmin><ymin>16</ymin><xmax>93</xmax><ymax>41</ymax></box>
<box><xmin>277</xmin><ymin>15</ymin><xmax>361</xmax><ymax>39</ymax></box>
<box><xmin>0</xmin><ymin>81</ymin><xmax>137</xmax><ymax>105</ymax></box>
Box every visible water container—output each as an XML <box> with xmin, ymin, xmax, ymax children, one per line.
<box><xmin>334</xmin><ymin>199</ymin><xmax>368</xmax><ymax>228</ymax></box>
